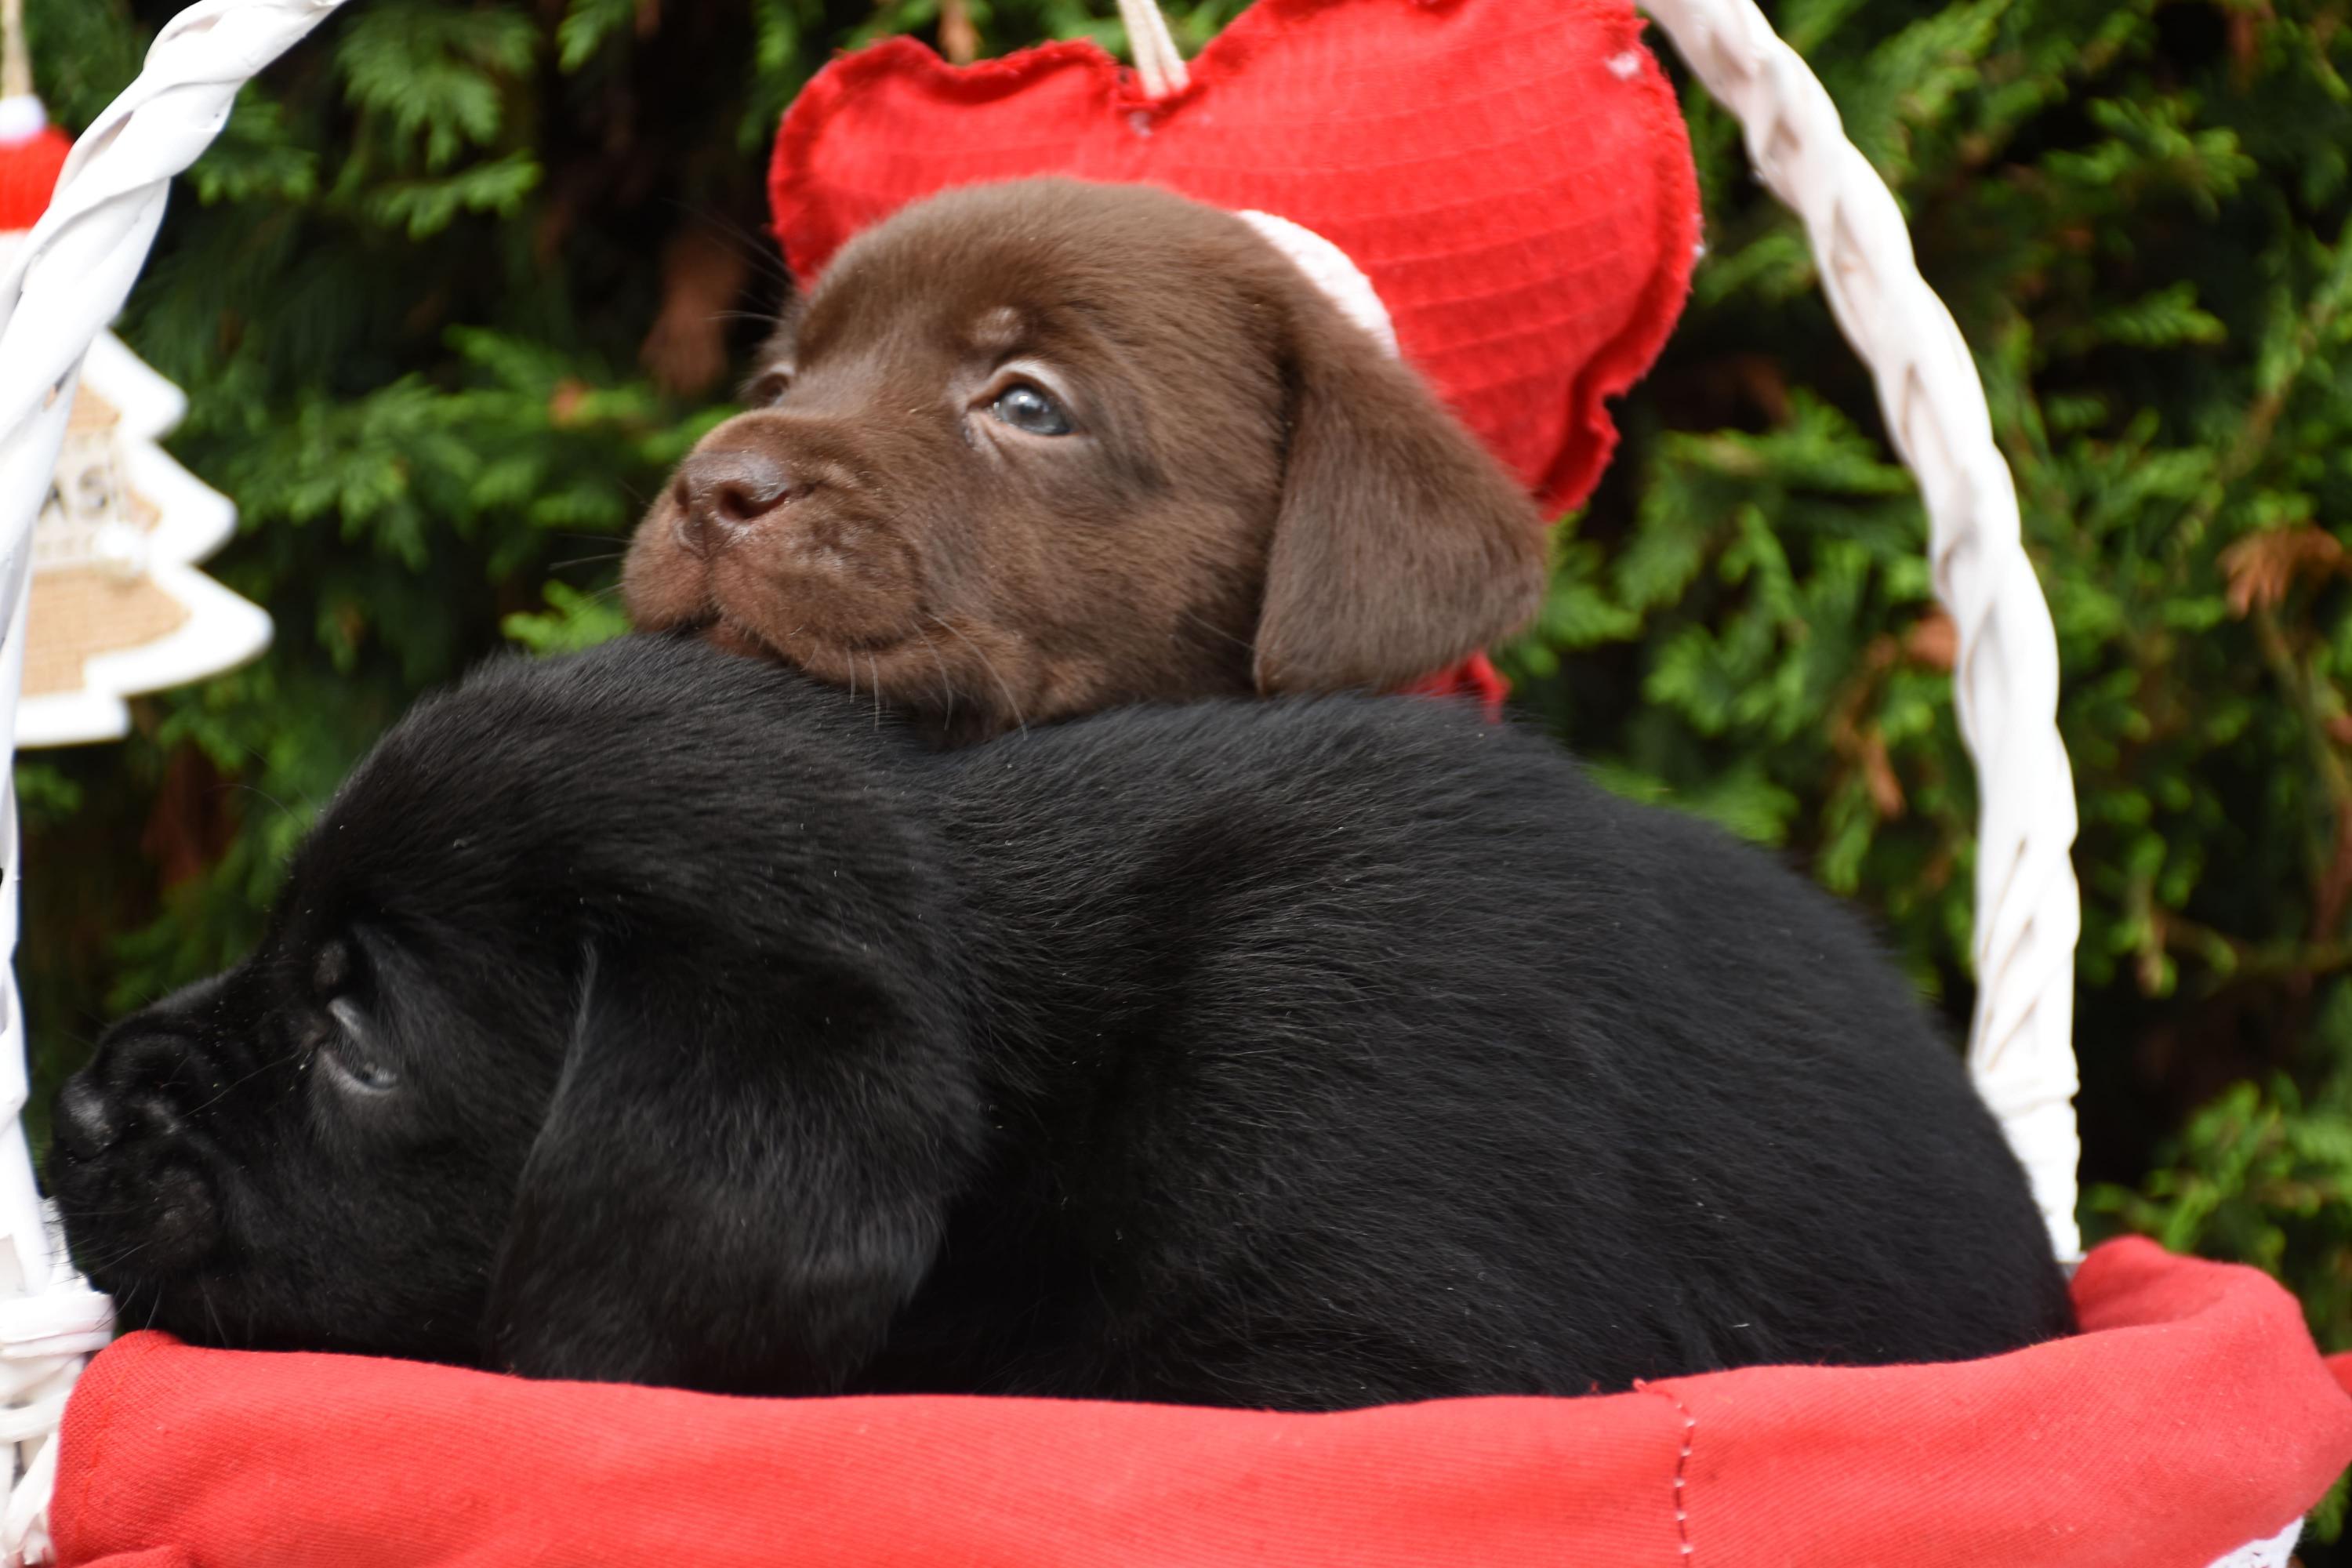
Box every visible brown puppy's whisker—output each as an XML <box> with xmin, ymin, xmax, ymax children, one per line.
<box><xmin>926</xmin><ymin>613</ymin><xmax>1025</xmax><ymax>735</ymax></box>
<box><xmin>1178</xmin><ymin>607</ymin><xmax>1256</xmax><ymax>655</ymax></box>
<box><xmin>913</xmin><ymin>624</ymin><xmax>956</xmax><ymax>733</ymax></box>
<box><xmin>672</xmin><ymin>203</ymin><xmax>799</xmax><ymax>292</ymax></box>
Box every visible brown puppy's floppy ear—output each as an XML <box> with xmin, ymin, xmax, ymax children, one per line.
<box><xmin>1253</xmin><ymin>282</ymin><xmax>1548</xmax><ymax>695</ymax></box>
<box><xmin>481</xmin><ymin>933</ymin><xmax>981</xmax><ymax>1396</ymax></box>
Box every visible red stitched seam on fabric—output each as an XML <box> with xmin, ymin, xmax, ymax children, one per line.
<box><xmin>1634</xmin><ymin>1380</ymin><xmax>1698</xmax><ymax>1560</ymax></box>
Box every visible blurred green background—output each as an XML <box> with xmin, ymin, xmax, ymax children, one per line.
<box><xmin>16</xmin><ymin>0</ymin><xmax>2352</xmax><ymax>1539</ymax></box>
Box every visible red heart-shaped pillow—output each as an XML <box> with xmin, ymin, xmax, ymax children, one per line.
<box><xmin>770</xmin><ymin>0</ymin><xmax>1699</xmax><ymax>515</ymax></box>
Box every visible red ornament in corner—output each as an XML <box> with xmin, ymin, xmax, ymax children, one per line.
<box><xmin>0</xmin><ymin>92</ymin><xmax>71</xmax><ymax>234</ymax></box>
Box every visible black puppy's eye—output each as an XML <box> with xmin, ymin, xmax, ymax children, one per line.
<box><xmin>321</xmin><ymin>997</ymin><xmax>399</xmax><ymax>1095</ymax></box>
<box><xmin>988</xmin><ymin>383</ymin><xmax>1072</xmax><ymax>437</ymax></box>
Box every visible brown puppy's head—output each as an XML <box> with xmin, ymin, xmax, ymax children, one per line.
<box><xmin>622</xmin><ymin>179</ymin><xmax>1544</xmax><ymax>739</ymax></box>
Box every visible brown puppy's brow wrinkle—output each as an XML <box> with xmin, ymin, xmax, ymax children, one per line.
<box><xmin>967</xmin><ymin>307</ymin><xmax>1025</xmax><ymax>356</ymax></box>
<box><xmin>619</xmin><ymin>178</ymin><xmax>1550</xmax><ymax>741</ymax></box>
<box><xmin>754</xmin><ymin>296</ymin><xmax>808</xmax><ymax>371</ymax></box>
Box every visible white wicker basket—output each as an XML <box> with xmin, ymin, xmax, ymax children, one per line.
<box><xmin>0</xmin><ymin>0</ymin><xmax>2198</xmax><ymax>1559</ymax></box>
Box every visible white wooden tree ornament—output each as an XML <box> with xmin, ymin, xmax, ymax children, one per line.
<box><xmin>9</xmin><ymin>328</ymin><xmax>270</xmax><ymax>747</ymax></box>
<box><xmin>0</xmin><ymin>0</ymin><xmax>269</xmax><ymax>750</ymax></box>
<box><xmin>0</xmin><ymin>323</ymin><xmax>265</xmax><ymax>748</ymax></box>
<box><xmin>0</xmin><ymin>203</ymin><xmax>269</xmax><ymax>746</ymax></box>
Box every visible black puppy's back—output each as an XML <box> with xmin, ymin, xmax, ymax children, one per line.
<box><xmin>884</xmin><ymin>691</ymin><xmax>2073</xmax><ymax>1407</ymax></box>
<box><xmin>57</xmin><ymin>636</ymin><xmax>2068</xmax><ymax>1410</ymax></box>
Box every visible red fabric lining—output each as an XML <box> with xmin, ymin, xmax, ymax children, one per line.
<box><xmin>1403</xmin><ymin>651</ymin><xmax>1508</xmax><ymax>717</ymax></box>
<box><xmin>53</xmin><ymin>1238</ymin><xmax>2352</xmax><ymax>1567</ymax></box>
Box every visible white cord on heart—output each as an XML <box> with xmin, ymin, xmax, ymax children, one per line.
<box><xmin>1234</xmin><ymin>209</ymin><xmax>1399</xmax><ymax>358</ymax></box>
<box><xmin>1113</xmin><ymin>0</ymin><xmax>1189</xmax><ymax>97</ymax></box>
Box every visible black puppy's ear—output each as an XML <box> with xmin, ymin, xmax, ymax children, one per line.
<box><xmin>483</xmin><ymin>939</ymin><xmax>980</xmax><ymax>1395</ymax></box>
<box><xmin>1254</xmin><ymin>283</ymin><xmax>1548</xmax><ymax>696</ymax></box>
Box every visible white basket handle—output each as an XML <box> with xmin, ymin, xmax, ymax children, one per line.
<box><xmin>1110</xmin><ymin>0</ymin><xmax>2085</xmax><ymax>1266</ymax></box>
<box><xmin>0</xmin><ymin>5</ymin><xmax>353</xmax><ymax>1560</ymax></box>
<box><xmin>1635</xmin><ymin>0</ymin><xmax>2082</xmax><ymax>1265</ymax></box>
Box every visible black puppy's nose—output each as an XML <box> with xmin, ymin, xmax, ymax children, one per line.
<box><xmin>673</xmin><ymin>447</ymin><xmax>803</xmax><ymax>559</ymax></box>
<box><xmin>58</xmin><ymin>1025</ymin><xmax>209</xmax><ymax>1160</ymax></box>
<box><xmin>53</xmin><ymin>1074</ymin><xmax>122</xmax><ymax>1163</ymax></box>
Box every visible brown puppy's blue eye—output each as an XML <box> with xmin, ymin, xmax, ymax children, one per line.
<box><xmin>989</xmin><ymin>383</ymin><xmax>1071</xmax><ymax>436</ymax></box>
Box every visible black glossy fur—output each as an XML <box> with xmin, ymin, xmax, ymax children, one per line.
<box><xmin>51</xmin><ymin>636</ymin><xmax>2073</xmax><ymax>1407</ymax></box>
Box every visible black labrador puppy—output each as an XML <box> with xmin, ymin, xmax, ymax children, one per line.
<box><xmin>50</xmin><ymin>636</ymin><xmax>2072</xmax><ymax>1408</ymax></box>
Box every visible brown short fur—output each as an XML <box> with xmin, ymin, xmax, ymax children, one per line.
<box><xmin>622</xmin><ymin>179</ymin><xmax>1546</xmax><ymax>740</ymax></box>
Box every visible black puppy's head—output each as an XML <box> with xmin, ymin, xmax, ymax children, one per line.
<box><xmin>49</xmin><ymin>637</ymin><xmax>979</xmax><ymax>1392</ymax></box>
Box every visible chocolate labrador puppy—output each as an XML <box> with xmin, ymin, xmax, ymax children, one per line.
<box><xmin>622</xmin><ymin>180</ymin><xmax>1546</xmax><ymax>739</ymax></box>
<box><xmin>52</xmin><ymin>637</ymin><xmax>2072</xmax><ymax>1406</ymax></box>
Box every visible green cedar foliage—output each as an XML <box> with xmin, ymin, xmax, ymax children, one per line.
<box><xmin>15</xmin><ymin>0</ymin><xmax>2352</xmax><ymax>1483</ymax></box>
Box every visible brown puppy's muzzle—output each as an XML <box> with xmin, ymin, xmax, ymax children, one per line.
<box><xmin>670</xmin><ymin>446</ymin><xmax>809</xmax><ymax>561</ymax></box>
<box><xmin>634</xmin><ymin>416</ymin><xmax>929</xmax><ymax>659</ymax></box>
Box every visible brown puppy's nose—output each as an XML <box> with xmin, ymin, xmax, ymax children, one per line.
<box><xmin>672</xmin><ymin>447</ymin><xmax>802</xmax><ymax>559</ymax></box>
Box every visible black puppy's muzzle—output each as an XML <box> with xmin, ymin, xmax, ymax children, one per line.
<box><xmin>51</xmin><ymin>1073</ymin><xmax>125</xmax><ymax>1163</ymax></box>
<box><xmin>50</xmin><ymin>1019</ymin><xmax>232</xmax><ymax>1282</ymax></box>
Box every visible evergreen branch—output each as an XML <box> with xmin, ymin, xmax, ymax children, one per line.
<box><xmin>2171</xmin><ymin>212</ymin><xmax>2352</xmax><ymax>557</ymax></box>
